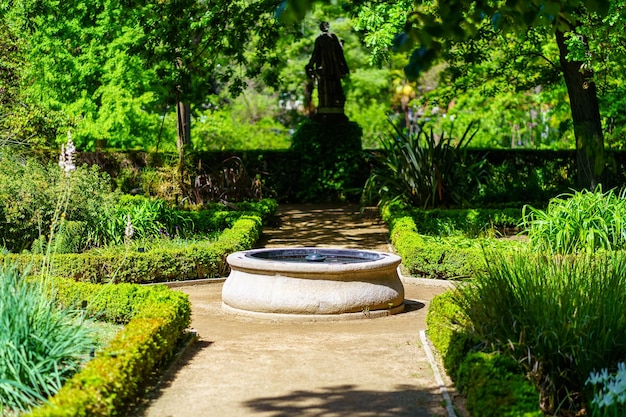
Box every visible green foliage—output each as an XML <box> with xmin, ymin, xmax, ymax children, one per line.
<box><xmin>192</xmin><ymin>101</ymin><xmax>291</xmax><ymax>151</ymax></box>
<box><xmin>290</xmin><ymin>119</ymin><xmax>365</xmax><ymax>202</ymax></box>
<box><xmin>0</xmin><ymin>265</ymin><xmax>97</xmax><ymax>413</ymax></box>
<box><xmin>0</xmin><ymin>19</ymin><xmax>66</xmax><ymax>147</ymax></box>
<box><xmin>402</xmin><ymin>206</ymin><xmax>522</xmax><ymax>237</ymax></box>
<box><xmin>478</xmin><ymin>150</ymin><xmax>576</xmax><ymax>206</ymax></box>
<box><xmin>382</xmin><ymin>205</ymin><xmax>524</xmax><ymax>279</ymax></box>
<box><xmin>4</xmin><ymin>213</ymin><xmax>265</xmax><ymax>283</ymax></box>
<box><xmin>426</xmin><ymin>291</ymin><xmax>473</xmax><ymax>367</ymax></box>
<box><xmin>90</xmin><ymin>195</ymin><xmax>192</xmax><ymax>247</ymax></box>
<box><xmin>363</xmin><ymin>119</ymin><xmax>486</xmax><ymax>209</ymax></box>
<box><xmin>0</xmin><ymin>149</ymin><xmax>118</xmax><ymax>252</ymax></box>
<box><xmin>24</xmin><ymin>280</ymin><xmax>191</xmax><ymax>417</ymax></box>
<box><xmin>459</xmin><ymin>250</ymin><xmax>626</xmax><ymax>414</ymax></box>
<box><xmin>427</xmin><ymin>292</ymin><xmax>543</xmax><ymax>417</ymax></box>
<box><xmin>457</xmin><ymin>352</ymin><xmax>543</xmax><ymax>417</ymax></box>
<box><xmin>522</xmin><ymin>187</ymin><xmax>626</xmax><ymax>254</ymax></box>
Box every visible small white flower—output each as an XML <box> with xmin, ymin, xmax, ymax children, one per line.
<box><xmin>59</xmin><ymin>131</ymin><xmax>76</xmax><ymax>174</ymax></box>
<box><xmin>125</xmin><ymin>215</ymin><xmax>134</xmax><ymax>240</ymax></box>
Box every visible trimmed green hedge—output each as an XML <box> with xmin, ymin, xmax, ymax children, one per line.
<box><xmin>382</xmin><ymin>204</ymin><xmax>525</xmax><ymax>279</ymax></box>
<box><xmin>427</xmin><ymin>292</ymin><xmax>542</xmax><ymax>417</ymax></box>
<box><xmin>25</xmin><ymin>280</ymin><xmax>191</xmax><ymax>417</ymax></box>
<box><xmin>3</xmin><ymin>215</ymin><xmax>263</xmax><ymax>283</ymax></box>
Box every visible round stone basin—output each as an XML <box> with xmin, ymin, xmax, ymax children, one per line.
<box><xmin>222</xmin><ymin>248</ymin><xmax>405</xmax><ymax>320</ymax></box>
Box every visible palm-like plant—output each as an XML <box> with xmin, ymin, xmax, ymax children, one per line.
<box><xmin>363</xmin><ymin>119</ymin><xmax>485</xmax><ymax>208</ymax></box>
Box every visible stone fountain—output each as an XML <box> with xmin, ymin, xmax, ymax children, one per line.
<box><xmin>222</xmin><ymin>247</ymin><xmax>405</xmax><ymax>320</ymax></box>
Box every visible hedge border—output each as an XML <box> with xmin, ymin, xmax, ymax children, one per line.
<box><xmin>3</xmin><ymin>215</ymin><xmax>263</xmax><ymax>284</ymax></box>
<box><xmin>381</xmin><ymin>204</ymin><xmax>524</xmax><ymax>279</ymax></box>
<box><xmin>426</xmin><ymin>291</ymin><xmax>543</xmax><ymax>417</ymax></box>
<box><xmin>24</xmin><ymin>281</ymin><xmax>191</xmax><ymax>417</ymax></box>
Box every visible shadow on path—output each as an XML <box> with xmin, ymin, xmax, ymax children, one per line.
<box><xmin>244</xmin><ymin>384</ymin><xmax>443</xmax><ymax>417</ymax></box>
<box><xmin>256</xmin><ymin>204</ymin><xmax>390</xmax><ymax>250</ymax></box>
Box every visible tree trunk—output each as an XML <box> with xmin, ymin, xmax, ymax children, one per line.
<box><xmin>176</xmin><ymin>98</ymin><xmax>191</xmax><ymax>200</ymax></box>
<box><xmin>555</xmin><ymin>29</ymin><xmax>604</xmax><ymax>190</ymax></box>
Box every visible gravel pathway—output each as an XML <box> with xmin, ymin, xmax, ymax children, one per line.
<box><xmin>133</xmin><ymin>204</ymin><xmax>463</xmax><ymax>417</ymax></box>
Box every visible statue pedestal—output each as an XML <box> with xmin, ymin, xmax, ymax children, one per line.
<box><xmin>313</xmin><ymin>107</ymin><xmax>349</xmax><ymax>123</ymax></box>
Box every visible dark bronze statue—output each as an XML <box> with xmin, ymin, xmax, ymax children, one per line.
<box><xmin>305</xmin><ymin>22</ymin><xmax>349</xmax><ymax>112</ymax></box>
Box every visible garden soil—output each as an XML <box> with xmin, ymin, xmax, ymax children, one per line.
<box><xmin>132</xmin><ymin>204</ymin><xmax>466</xmax><ymax>417</ymax></box>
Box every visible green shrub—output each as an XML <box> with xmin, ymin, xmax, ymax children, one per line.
<box><xmin>405</xmin><ymin>207</ymin><xmax>522</xmax><ymax>237</ymax></box>
<box><xmin>0</xmin><ymin>266</ymin><xmax>97</xmax><ymax>413</ymax></box>
<box><xmin>427</xmin><ymin>291</ymin><xmax>542</xmax><ymax>417</ymax></box>
<box><xmin>25</xmin><ymin>281</ymin><xmax>190</xmax><ymax>417</ymax></box>
<box><xmin>0</xmin><ymin>149</ymin><xmax>118</xmax><ymax>253</ymax></box>
<box><xmin>522</xmin><ymin>187</ymin><xmax>626</xmax><ymax>254</ymax></box>
<box><xmin>362</xmin><ymin>120</ymin><xmax>486</xmax><ymax>209</ymax></box>
<box><xmin>458</xmin><ymin>250</ymin><xmax>626</xmax><ymax>414</ymax></box>
<box><xmin>290</xmin><ymin>119</ymin><xmax>365</xmax><ymax>202</ymax></box>
<box><xmin>4</xmin><ymin>214</ymin><xmax>264</xmax><ymax>283</ymax></box>
<box><xmin>89</xmin><ymin>195</ymin><xmax>193</xmax><ymax>246</ymax></box>
<box><xmin>383</xmin><ymin>206</ymin><xmax>523</xmax><ymax>279</ymax></box>
<box><xmin>426</xmin><ymin>291</ymin><xmax>475</xmax><ymax>371</ymax></box>
<box><xmin>457</xmin><ymin>352</ymin><xmax>542</xmax><ymax>417</ymax></box>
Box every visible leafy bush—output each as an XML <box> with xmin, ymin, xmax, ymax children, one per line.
<box><xmin>457</xmin><ymin>352</ymin><xmax>542</xmax><ymax>417</ymax></box>
<box><xmin>0</xmin><ymin>266</ymin><xmax>97</xmax><ymax>413</ymax></box>
<box><xmin>385</xmin><ymin>202</ymin><xmax>522</xmax><ymax>237</ymax></box>
<box><xmin>88</xmin><ymin>195</ymin><xmax>193</xmax><ymax>246</ymax></box>
<box><xmin>427</xmin><ymin>291</ymin><xmax>542</xmax><ymax>417</ymax></box>
<box><xmin>458</xmin><ymin>250</ymin><xmax>626</xmax><ymax>415</ymax></box>
<box><xmin>191</xmin><ymin>105</ymin><xmax>290</xmax><ymax>151</ymax></box>
<box><xmin>0</xmin><ymin>149</ymin><xmax>118</xmax><ymax>252</ymax></box>
<box><xmin>290</xmin><ymin>119</ymin><xmax>366</xmax><ymax>202</ymax></box>
<box><xmin>382</xmin><ymin>204</ymin><xmax>524</xmax><ymax>279</ymax></box>
<box><xmin>522</xmin><ymin>187</ymin><xmax>626</xmax><ymax>254</ymax></box>
<box><xmin>25</xmin><ymin>280</ymin><xmax>191</xmax><ymax>417</ymax></box>
<box><xmin>4</xmin><ymin>214</ymin><xmax>264</xmax><ymax>283</ymax></box>
<box><xmin>362</xmin><ymin>120</ymin><xmax>486</xmax><ymax>208</ymax></box>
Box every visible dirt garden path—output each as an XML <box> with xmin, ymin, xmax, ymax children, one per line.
<box><xmin>133</xmin><ymin>204</ymin><xmax>463</xmax><ymax>417</ymax></box>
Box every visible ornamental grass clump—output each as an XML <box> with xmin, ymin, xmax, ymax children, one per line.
<box><xmin>0</xmin><ymin>265</ymin><xmax>97</xmax><ymax>414</ymax></box>
<box><xmin>458</xmin><ymin>250</ymin><xmax>626</xmax><ymax>415</ymax></box>
<box><xmin>522</xmin><ymin>187</ymin><xmax>626</xmax><ymax>254</ymax></box>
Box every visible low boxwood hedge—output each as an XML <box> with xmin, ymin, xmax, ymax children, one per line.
<box><xmin>24</xmin><ymin>279</ymin><xmax>191</xmax><ymax>417</ymax></box>
<box><xmin>4</xmin><ymin>215</ymin><xmax>263</xmax><ymax>283</ymax></box>
<box><xmin>427</xmin><ymin>291</ymin><xmax>542</xmax><ymax>417</ymax></box>
<box><xmin>382</xmin><ymin>204</ymin><xmax>525</xmax><ymax>279</ymax></box>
